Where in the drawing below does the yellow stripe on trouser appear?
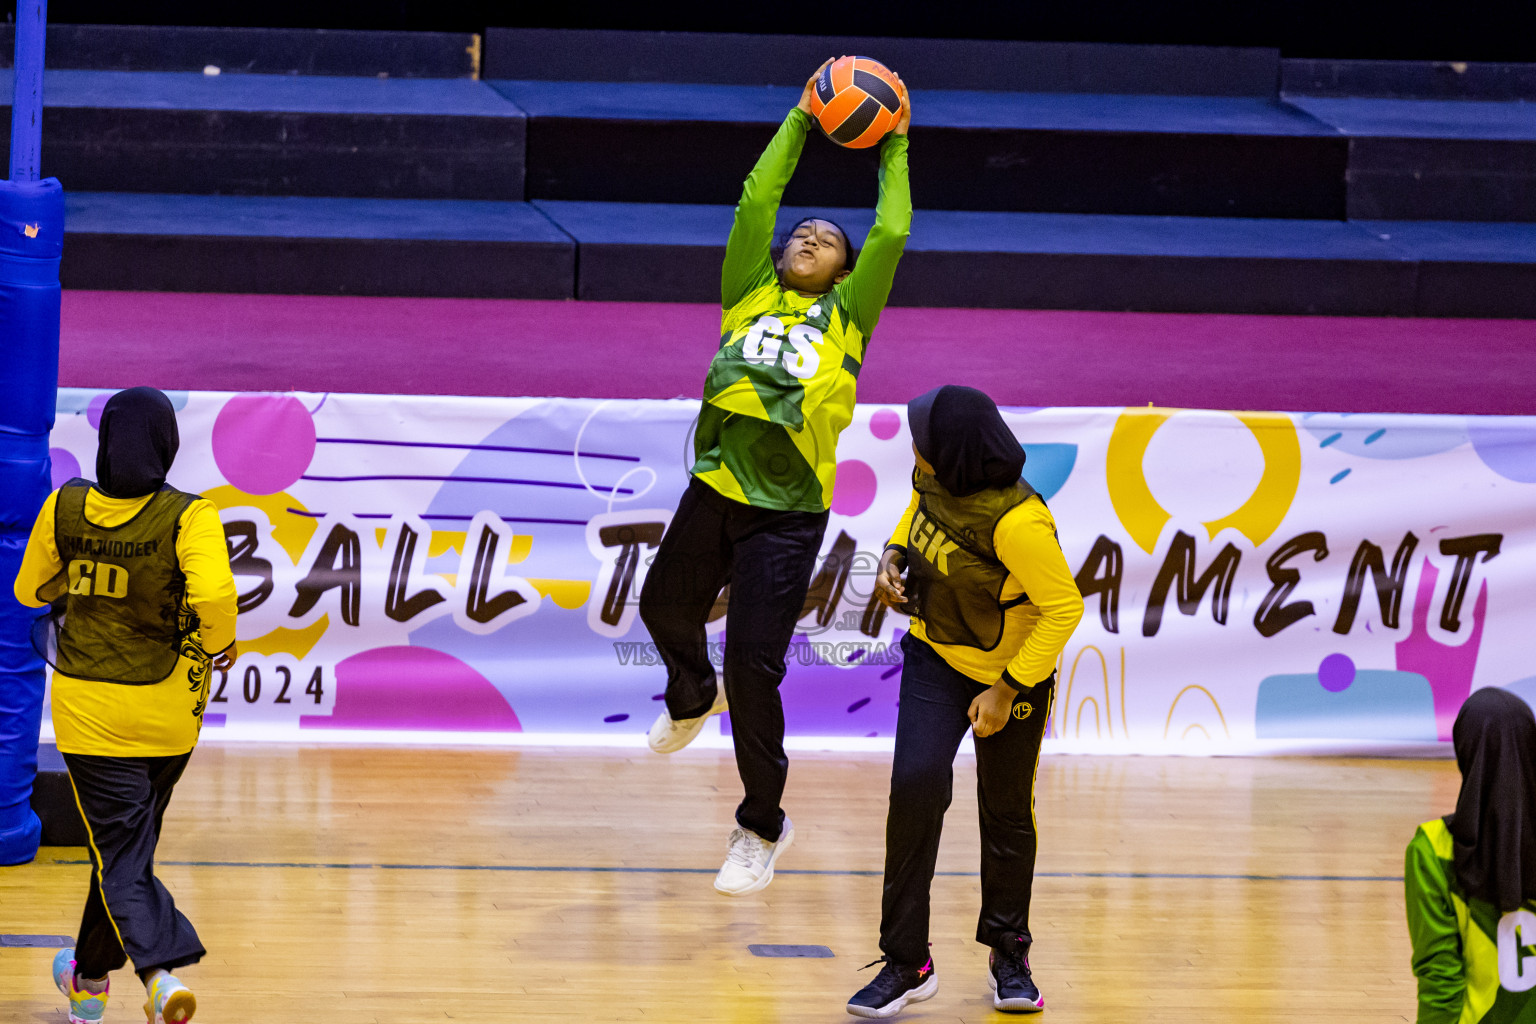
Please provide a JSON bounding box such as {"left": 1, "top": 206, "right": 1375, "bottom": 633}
{"left": 1028, "top": 686, "right": 1057, "bottom": 836}
{"left": 66, "top": 769, "right": 129, "bottom": 961}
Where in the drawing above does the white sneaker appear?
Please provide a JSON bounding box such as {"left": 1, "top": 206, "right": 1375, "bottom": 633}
{"left": 713, "top": 816, "right": 795, "bottom": 896}
{"left": 647, "top": 689, "right": 728, "bottom": 753}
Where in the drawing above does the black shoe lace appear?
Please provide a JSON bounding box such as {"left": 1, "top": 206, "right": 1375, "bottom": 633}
{"left": 856, "top": 956, "right": 923, "bottom": 1000}
{"left": 994, "top": 948, "right": 1031, "bottom": 988}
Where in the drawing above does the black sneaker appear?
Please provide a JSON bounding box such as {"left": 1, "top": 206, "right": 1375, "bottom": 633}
{"left": 988, "top": 933, "right": 1044, "bottom": 1012}
{"left": 846, "top": 956, "right": 938, "bottom": 1019}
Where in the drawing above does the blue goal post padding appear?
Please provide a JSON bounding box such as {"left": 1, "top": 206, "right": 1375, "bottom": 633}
{"left": 0, "top": 176, "right": 61, "bottom": 865}
{"left": 1, "top": 2, "right": 61, "bottom": 867}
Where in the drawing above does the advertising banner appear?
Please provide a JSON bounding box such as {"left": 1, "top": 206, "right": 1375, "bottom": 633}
{"left": 38, "top": 389, "right": 1536, "bottom": 753}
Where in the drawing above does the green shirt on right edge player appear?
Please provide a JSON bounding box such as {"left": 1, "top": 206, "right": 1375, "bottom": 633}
{"left": 1407, "top": 819, "right": 1536, "bottom": 1023}
{"left": 692, "top": 104, "right": 911, "bottom": 513}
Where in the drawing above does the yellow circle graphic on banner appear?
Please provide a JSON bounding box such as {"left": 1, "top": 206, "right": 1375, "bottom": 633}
{"left": 1105, "top": 408, "right": 1301, "bottom": 554}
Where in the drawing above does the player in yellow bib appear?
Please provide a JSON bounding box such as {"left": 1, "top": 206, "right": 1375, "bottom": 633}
{"left": 639, "top": 59, "right": 911, "bottom": 896}
{"left": 849, "top": 386, "right": 1083, "bottom": 1018}
{"left": 13, "top": 388, "right": 238, "bottom": 1024}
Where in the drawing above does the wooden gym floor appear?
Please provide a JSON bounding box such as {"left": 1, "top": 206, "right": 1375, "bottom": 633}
{"left": 0, "top": 744, "right": 1455, "bottom": 1023}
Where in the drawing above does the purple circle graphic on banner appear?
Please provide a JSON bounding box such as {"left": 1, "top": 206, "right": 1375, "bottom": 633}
{"left": 85, "top": 392, "right": 111, "bottom": 430}
{"left": 1318, "top": 653, "right": 1356, "bottom": 693}
{"left": 832, "top": 459, "right": 878, "bottom": 517}
{"left": 49, "top": 448, "right": 80, "bottom": 489}
{"left": 1468, "top": 421, "right": 1536, "bottom": 483}
{"left": 870, "top": 408, "right": 902, "bottom": 441}
{"left": 212, "top": 395, "right": 317, "bottom": 495}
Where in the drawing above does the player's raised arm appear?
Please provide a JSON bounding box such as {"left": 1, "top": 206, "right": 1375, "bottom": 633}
{"left": 720, "top": 59, "right": 834, "bottom": 308}
{"left": 837, "top": 74, "right": 912, "bottom": 334}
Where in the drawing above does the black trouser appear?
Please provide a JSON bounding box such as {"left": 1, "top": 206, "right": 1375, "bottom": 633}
{"left": 879, "top": 633, "right": 1054, "bottom": 966}
{"left": 638, "top": 478, "right": 829, "bottom": 843}
{"left": 62, "top": 752, "right": 205, "bottom": 979}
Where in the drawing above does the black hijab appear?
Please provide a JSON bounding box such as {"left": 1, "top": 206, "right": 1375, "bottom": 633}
{"left": 1449, "top": 687, "right": 1536, "bottom": 913}
{"left": 95, "top": 387, "right": 180, "bottom": 499}
{"left": 908, "top": 385, "right": 1026, "bottom": 498}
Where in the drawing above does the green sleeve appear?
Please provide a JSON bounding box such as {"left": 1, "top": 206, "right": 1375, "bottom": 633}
{"left": 1405, "top": 829, "right": 1465, "bottom": 1024}
{"left": 722, "top": 108, "right": 812, "bottom": 308}
{"left": 836, "top": 132, "right": 911, "bottom": 334}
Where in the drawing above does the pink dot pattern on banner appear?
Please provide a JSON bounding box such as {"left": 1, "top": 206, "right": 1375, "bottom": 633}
{"left": 302, "top": 646, "right": 521, "bottom": 732}
{"left": 870, "top": 408, "right": 902, "bottom": 440}
{"left": 49, "top": 448, "right": 81, "bottom": 489}
{"left": 86, "top": 392, "right": 111, "bottom": 430}
{"left": 211, "top": 395, "right": 317, "bottom": 495}
{"left": 831, "top": 459, "right": 878, "bottom": 517}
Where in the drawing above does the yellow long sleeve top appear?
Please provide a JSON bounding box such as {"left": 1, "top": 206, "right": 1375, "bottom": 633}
{"left": 13, "top": 487, "right": 237, "bottom": 756}
{"left": 888, "top": 488, "right": 1083, "bottom": 688}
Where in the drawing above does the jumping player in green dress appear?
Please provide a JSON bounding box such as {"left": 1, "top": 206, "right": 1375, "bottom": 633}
{"left": 639, "top": 58, "right": 912, "bottom": 896}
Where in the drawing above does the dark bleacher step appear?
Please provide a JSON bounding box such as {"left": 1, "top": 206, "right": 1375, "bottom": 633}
{"left": 55, "top": 193, "right": 1536, "bottom": 314}
{"left": 536, "top": 199, "right": 1536, "bottom": 317}
{"left": 62, "top": 193, "right": 574, "bottom": 298}
{"left": 0, "top": 71, "right": 525, "bottom": 199}
{"left": 496, "top": 81, "right": 1348, "bottom": 219}
{"left": 1287, "top": 96, "right": 1536, "bottom": 221}
{"left": 485, "top": 29, "right": 1281, "bottom": 97}
{"left": 0, "top": 24, "right": 479, "bottom": 77}
{"left": 32, "top": 743, "right": 87, "bottom": 848}
{"left": 1356, "top": 220, "right": 1536, "bottom": 317}
{"left": 1281, "top": 59, "right": 1536, "bottom": 101}
{"left": 537, "top": 200, "right": 1412, "bottom": 314}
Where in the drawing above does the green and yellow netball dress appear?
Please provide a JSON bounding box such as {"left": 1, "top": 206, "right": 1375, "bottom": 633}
{"left": 692, "top": 106, "right": 911, "bottom": 512}
{"left": 1408, "top": 817, "right": 1536, "bottom": 1023}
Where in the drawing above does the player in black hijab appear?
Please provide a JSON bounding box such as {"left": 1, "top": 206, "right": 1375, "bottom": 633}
{"left": 94, "top": 386, "right": 180, "bottom": 499}
{"left": 1406, "top": 686, "right": 1536, "bottom": 1021}
{"left": 907, "top": 385, "right": 1027, "bottom": 498}
{"left": 1449, "top": 687, "right": 1536, "bottom": 914}
{"left": 14, "top": 386, "right": 238, "bottom": 1024}
{"left": 849, "top": 385, "right": 1083, "bottom": 1018}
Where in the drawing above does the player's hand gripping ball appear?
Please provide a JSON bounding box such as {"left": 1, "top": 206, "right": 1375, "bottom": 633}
{"left": 810, "top": 56, "right": 905, "bottom": 148}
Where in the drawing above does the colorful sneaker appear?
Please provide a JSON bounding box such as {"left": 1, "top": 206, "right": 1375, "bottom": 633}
{"left": 712, "top": 816, "right": 794, "bottom": 896}
{"left": 144, "top": 971, "right": 197, "bottom": 1024}
{"left": 647, "top": 689, "right": 728, "bottom": 753}
{"left": 847, "top": 956, "right": 937, "bottom": 1018}
{"left": 987, "top": 933, "right": 1044, "bottom": 1012}
{"left": 51, "top": 948, "right": 109, "bottom": 1024}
